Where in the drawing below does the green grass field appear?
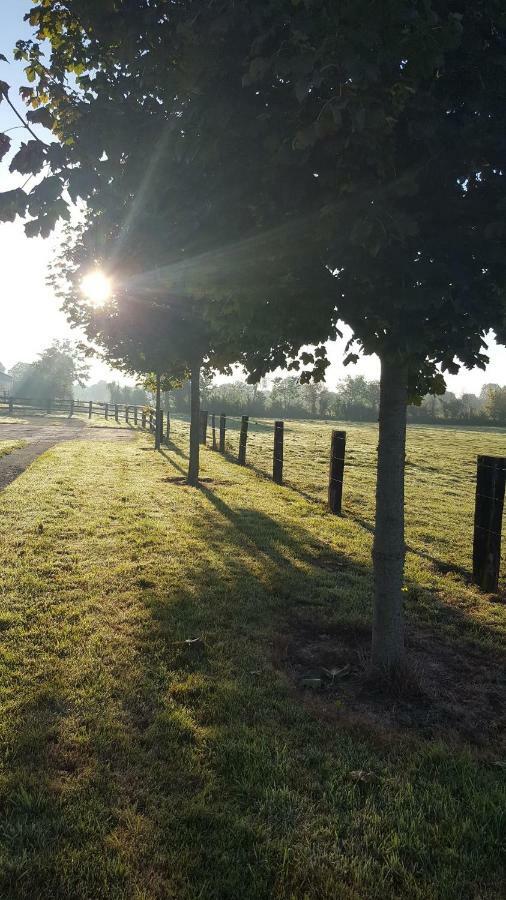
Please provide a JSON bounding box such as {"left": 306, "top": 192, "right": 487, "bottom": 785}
{"left": 0, "top": 422, "right": 504, "bottom": 898}
{"left": 0, "top": 439, "right": 25, "bottom": 458}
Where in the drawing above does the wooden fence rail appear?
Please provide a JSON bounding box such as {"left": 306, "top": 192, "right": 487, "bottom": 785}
{"left": 0, "top": 395, "right": 157, "bottom": 428}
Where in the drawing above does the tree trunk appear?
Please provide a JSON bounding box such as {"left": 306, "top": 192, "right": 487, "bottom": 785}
{"left": 188, "top": 358, "right": 201, "bottom": 486}
{"left": 154, "top": 372, "right": 161, "bottom": 450}
{"left": 371, "top": 357, "right": 408, "bottom": 673}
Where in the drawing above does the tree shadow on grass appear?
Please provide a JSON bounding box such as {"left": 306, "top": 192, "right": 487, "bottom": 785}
{"left": 2, "top": 480, "right": 505, "bottom": 899}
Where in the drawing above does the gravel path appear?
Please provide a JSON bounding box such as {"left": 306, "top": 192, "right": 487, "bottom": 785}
{"left": 0, "top": 421, "right": 135, "bottom": 492}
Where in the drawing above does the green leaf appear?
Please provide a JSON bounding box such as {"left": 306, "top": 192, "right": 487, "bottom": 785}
{"left": 9, "top": 140, "right": 45, "bottom": 175}
{"left": 0, "top": 189, "right": 27, "bottom": 223}
{"left": 27, "top": 175, "right": 63, "bottom": 215}
{"left": 26, "top": 106, "right": 54, "bottom": 130}
{"left": 0, "top": 133, "right": 11, "bottom": 162}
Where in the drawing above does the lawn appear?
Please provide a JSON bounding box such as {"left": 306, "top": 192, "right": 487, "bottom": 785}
{"left": 0, "top": 439, "right": 25, "bottom": 458}
{"left": 0, "top": 423, "right": 504, "bottom": 899}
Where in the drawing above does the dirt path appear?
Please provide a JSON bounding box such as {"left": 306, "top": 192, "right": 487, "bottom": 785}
{"left": 0, "top": 420, "right": 135, "bottom": 492}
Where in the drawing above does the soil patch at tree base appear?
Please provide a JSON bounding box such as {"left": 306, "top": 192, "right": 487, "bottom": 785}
{"left": 277, "top": 617, "right": 506, "bottom": 755}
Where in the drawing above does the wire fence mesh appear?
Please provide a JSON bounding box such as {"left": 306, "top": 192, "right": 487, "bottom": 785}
{"left": 166, "top": 412, "right": 506, "bottom": 588}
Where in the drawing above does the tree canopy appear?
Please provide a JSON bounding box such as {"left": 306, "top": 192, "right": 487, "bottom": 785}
{"left": 1, "top": 0, "right": 506, "bottom": 671}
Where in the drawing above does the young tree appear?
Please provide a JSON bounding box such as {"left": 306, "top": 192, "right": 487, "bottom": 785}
{"left": 234, "top": 1, "right": 506, "bottom": 670}
{"left": 485, "top": 387, "right": 506, "bottom": 424}
{"left": 3, "top": 1, "right": 506, "bottom": 674}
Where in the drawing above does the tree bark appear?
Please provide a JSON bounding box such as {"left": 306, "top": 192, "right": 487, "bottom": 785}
{"left": 188, "top": 358, "right": 201, "bottom": 485}
{"left": 154, "top": 372, "right": 161, "bottom": 450}
{"left": 371, "top": 357, "right": 408, "bottom": 673}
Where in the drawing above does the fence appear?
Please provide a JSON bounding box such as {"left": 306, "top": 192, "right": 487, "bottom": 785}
{"left": 193, "top": 409, "right": 506, "bottom": 595}
{"left": 0, "top": 394, "right": 161, "bottom": 430}
{"left": 1, "top": 395, "right": 504, "bottom": 593}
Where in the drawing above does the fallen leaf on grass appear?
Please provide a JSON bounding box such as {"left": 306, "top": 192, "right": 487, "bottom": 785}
{"left": 349, "top": 770, "right": 378, "bottom": 784}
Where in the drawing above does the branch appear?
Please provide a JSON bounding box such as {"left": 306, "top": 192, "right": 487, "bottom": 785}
{"left": 4, "top": 90, "right": 48, "bottom": 146}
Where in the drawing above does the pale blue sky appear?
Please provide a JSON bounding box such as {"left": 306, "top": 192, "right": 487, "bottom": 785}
{"left": 1, "top": 0, "right": 505, "bottom": 392}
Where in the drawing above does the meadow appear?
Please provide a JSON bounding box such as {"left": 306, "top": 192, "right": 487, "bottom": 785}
{"left": 0, "top": 419, "right": 504, "bottom": 898}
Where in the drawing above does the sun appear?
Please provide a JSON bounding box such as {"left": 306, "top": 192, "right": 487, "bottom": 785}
{"left": 81, "top": 271, "right": 112, "bottom": 307}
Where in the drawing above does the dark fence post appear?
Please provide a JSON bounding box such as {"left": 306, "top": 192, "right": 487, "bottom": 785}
{"left": 88, "top": 400, "right": 93, "bottom": 419}
{"left": 211, "top": 413, "right": 217, "bottom": 450}
{"left": 115, "top": 404, "right": 119, "bottom": 422}
{"left": 46, "top": 398, "right": 52, "bottom": 414}
{"left": 125, "top": 406, "right": 129, "bottom": 424}
{"left": 166, "top": 411, "right": 170, "bottom": 445}
{"left": 273, "top": 421, "right": 284, "bottom": 484}
{"left": 328, "top": 430, "right": 346, "bottom": 515}
{"left": 105, "top": 403, "right": 109, "bottom": 420}
{"left": 142, "top": 410, "right": 146, "bottom": 429}
{"left": 69, "top": 398, "right": 74, "bottom": 418}
{"left": 134, "top": 406, "right": 138, "bottom": 425}
{"left": 156, "top": 408, "right": 163, "bottom": 448}
{"left": 149, "top": 410, "right": 154, "bottom": 431}
{"left": 238, "top": 415, "right": 249, "bottom": 465}
{"left": 473, "top": 455, "right": 506, "bottom": 592}
{"left": 219, "top": 413, "right": 226, "bottom": 453}
{"left": 8, "top": 398, "right": 13, "bottom": 415}
{"left": 200, "top": 410, "right": 208, "bottom": 445}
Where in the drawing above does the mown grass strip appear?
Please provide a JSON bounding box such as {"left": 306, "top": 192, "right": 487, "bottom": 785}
{"left": 0, "top": 430, "right": 504, "bottom": 899}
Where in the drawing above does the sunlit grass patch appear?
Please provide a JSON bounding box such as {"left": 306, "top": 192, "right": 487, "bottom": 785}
{"left": 0, "top": 439, "right": 25, "bottom": 458}
{"left": 0, "top": 427, "right": 504, "bottom": 898}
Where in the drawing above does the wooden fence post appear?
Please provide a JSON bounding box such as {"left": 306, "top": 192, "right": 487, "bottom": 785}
{"left": 219, "top": 413, "right": 226, "bottom": 453}
{"left": 156, "top": 408, "right": 163, "bottom": 448}
{"left": 473, "top": 455, "right": 506, "bottom": 592}
{"left": 8, "top": 398, "right": 13, "bottom": 415}
{"left": 115, "top": 404, "right": 119, "bottom": 422}
{"left": 88, "top": 400, "right": 93, "bottom": 419}
{"left": 125, "top": 406, "right": 129, "bottom": 424}
{"left": 328, "top": 430, "right": 346, "bottom": 514}
{"left": 142, "top": 410, "right": 146, "bottom": 429}
{"left": 149, "top": 410, "right": 154, "bottom": 431}
{"left": 46, "top": 398, "right": 52, "bottom": 414}
{"left": 200, "top": 410, "right": 208, "bottom": 445}
{"left": 238, "top": 415, "right": 249, "bottom": 465}
{"left": 166, "top": 411, "right": 170, "bottom": 445}
{"left": 211, "top": 413, "right": 216, "bottom": 450}
{"left": 273, "top": 421, "right": 284, "bottom": 484}
{"left": 105, "top": 403, "right": 109, "bottom": 420}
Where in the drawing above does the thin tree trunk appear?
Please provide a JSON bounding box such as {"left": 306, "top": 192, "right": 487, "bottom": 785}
{"left": 371, "top": 357, "right": 408, "bottom": 673}
{"left": 188, "top": 358, "right": 201, "bottom": 486}
{"left": 154, "top": 372, "right": 161, "bottom": 450}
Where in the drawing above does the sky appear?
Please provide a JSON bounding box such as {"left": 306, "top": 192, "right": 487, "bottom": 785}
{"left": 1, "top": 1, "right": 505, "bottom": 394}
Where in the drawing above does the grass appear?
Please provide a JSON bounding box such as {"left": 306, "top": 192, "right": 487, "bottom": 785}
{"left": 0, "top": 440, "right": 25, "bottom": 458}
{"left": 0, "top": 410, "right": 133, "bottom": 429}
{"left": 0, "top": 422, "right": 504, "bottom": 898}
{"left": 0, "top": 417, "right": 30, "bottom": 425}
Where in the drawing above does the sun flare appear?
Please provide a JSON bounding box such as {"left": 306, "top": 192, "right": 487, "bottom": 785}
{"left": 81, "top": 271, "right": 112, "bottom": 307}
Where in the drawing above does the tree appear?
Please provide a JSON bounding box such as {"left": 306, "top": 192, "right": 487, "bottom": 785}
{"left": 485, "top": 386, "right": 506, "bottom": 424}
{"left": 15, "top": 341, "right": 89, "bottom": 400}
{"left": 107, "top": 382, "right": 147, "bottom": 407}
{"left": 3, "top": 2, "right": 506, "bottom": 673}
{"left": 6, "top": 1, "right": 335, "bottom": 483}
{"left": 232, "top": 1, "right": 506, "bottom": 671}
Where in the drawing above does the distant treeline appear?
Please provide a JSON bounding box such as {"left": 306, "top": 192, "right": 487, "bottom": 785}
{"left": 168, "top": 375, "right": 506, "bottom": 427}
{"left": 5, "top": 343, "right": 505, "bottom": 427}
